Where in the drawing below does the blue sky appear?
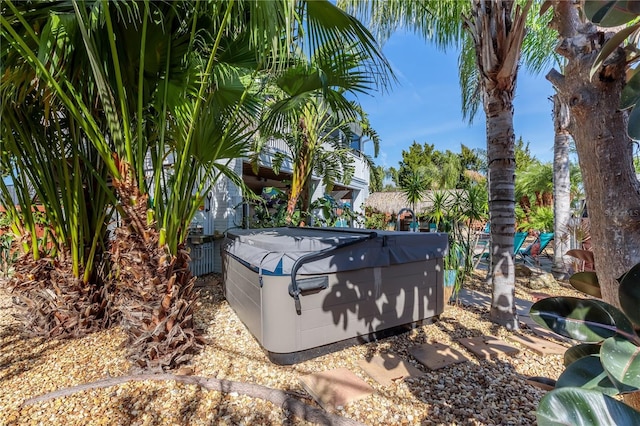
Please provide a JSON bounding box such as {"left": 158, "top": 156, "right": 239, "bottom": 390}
{"left": 356, "top": 31, "right": 557, "bottom": 169}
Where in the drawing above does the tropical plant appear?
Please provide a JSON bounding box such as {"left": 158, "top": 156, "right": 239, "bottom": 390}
{"left": 255, "top": 41, "right": 388, "bottom": 225}
{"left": 518, "top": 205, "right": 554, "bottom": 233}
{"left": 426, "top": 186, "right": 488, "bottom": 296}
{"left": 309, "top": 196, "right": 362, "bottom": 227}
{"left": 462, "top": 0, "right": 532, "bottom": 328}
{"left": 1, "top": 0, "right": 392, "bottom": 369}
{"left": 249, "top": 187, "right": 290, "bottom": 228}
{"left": 425, "top": 190, "right": 451, "bottom": 230}
{"left": 0, "top": 234, "right": 18, "bottom": 278}
{"left": 531, "top": 262, "right": 640, "bottom": 423}
{"left": 583, "top": 0, "right": 640, "bottom": 140}
{"left": 517, "top": 161, "right": 554, "bottom": 208}
{"left": 455, "top": 184, "right": 489, "bottom": 275}
{"left": 1, "top": 0, "right": 268, "bottom": 366}
{"left": 369, "top": 164, "right": 387, "bottom": 193}
{"left": 363, "top": 209, "right": 388, "bottom": 230}
{"left": 400, "top": 167, "right": 430, "bottom": 214}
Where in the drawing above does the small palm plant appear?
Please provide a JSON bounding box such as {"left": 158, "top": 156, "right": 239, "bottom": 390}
{"left": 530, "top": 262, "right": 640, "bottom": 423}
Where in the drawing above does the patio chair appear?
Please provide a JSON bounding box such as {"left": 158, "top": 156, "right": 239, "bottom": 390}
{"left": 518, "top": 232, "right": 554, "bottom": 266}
{"left": 473, "top": 231, "right": 528, "bottom": 267}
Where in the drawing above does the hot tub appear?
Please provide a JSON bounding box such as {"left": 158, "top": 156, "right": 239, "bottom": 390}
{"left": 222, "top": 227, "right": 447, "bottom": 364}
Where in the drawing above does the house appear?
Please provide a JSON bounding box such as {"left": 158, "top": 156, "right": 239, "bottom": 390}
{"left": 188, "top": 133, "right": 373, "bottom": 275}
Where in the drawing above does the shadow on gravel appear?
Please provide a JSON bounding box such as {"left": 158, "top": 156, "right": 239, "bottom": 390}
{"left": 409, "top": 311, "right": 541, "bottom": 424}
{"left": 353, "top": 303, "right": 543, "bottom": 425}
{"left": 0, "top": 328, "right": 63, "bottom": 382}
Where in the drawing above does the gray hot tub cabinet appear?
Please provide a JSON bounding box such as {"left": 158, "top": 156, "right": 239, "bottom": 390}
{"left": 222, "top": 227, "right": 447, "bottom": 364}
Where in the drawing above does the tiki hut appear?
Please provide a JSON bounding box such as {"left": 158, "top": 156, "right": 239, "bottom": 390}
{"left": 363, "top": 190, "right": 484, "bottom": 232}
{"left": 363, "top": 190, "right": 460, "bottom": 216}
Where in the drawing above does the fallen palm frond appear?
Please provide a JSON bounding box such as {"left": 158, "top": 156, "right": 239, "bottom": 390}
{"left": 21, "top": 373, "right": 367, "bottom": 426}
{"left": 8, "top": 255, "right": 117, "bottom": 338}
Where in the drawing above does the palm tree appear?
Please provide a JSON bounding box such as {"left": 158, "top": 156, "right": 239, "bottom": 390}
{"left": 340, "top": 0, "right": 548, "bottom": 328}
{"left": 400, "top": 167, "right": 430, "bottom": 215}
{"left": 2, "top": 0, "right": 266, "bottom": 367}
{"left": 516, "top": 161, "right": 554, "bottom": 211}
{"left": 465, "top": 1, "right": 536, "bottom": 328}
{"left": 551, "top": 94, "right": 572, "bottom": 277}
{"left": 255, "top": 39, "right": 389, "bottom": 225}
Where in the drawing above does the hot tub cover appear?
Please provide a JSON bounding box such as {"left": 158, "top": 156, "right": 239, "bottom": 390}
{"left": 224, "top": 227, "right": 448, "bottom": 275}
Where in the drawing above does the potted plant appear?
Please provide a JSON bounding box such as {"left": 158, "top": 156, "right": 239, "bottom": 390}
{"left": 444, "top": 237, "right": 463, "bottom": 303}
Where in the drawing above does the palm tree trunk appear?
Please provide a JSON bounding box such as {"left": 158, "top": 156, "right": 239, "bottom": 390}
{"left": 464, "top": 0, "right": 530, "bottom": 330}
{"left": 485, "top": 90, "right": 518, "bottom": 330}
{"left": 551, "top": 94, "right": 571, "bottom": 277}
{"left": 286, "top": 162, "right": 308, "bottom": 225}
{"left": 110, "top": 161, "right": 202, "bottom": 371}
{"left": 286, "top": 130, "right": 312, "bottom": 225}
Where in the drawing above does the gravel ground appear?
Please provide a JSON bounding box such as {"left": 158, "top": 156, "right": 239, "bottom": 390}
{"left": 0, "top": 272, "right": 584, "bottom": 426}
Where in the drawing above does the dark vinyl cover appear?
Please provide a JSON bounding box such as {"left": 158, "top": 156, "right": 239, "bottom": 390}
{"left": 223, "top": 227, "right": 448, "bottom": 275}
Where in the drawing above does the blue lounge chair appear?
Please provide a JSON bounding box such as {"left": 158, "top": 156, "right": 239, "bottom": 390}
{"left": 514, "top": 232, "right": 528, "bottom": 255}
{"left": 473, "top": 231, "right": 528, "bottom": 267}
{"left": 518, "top": 232, "right": 554, "bottom": 265}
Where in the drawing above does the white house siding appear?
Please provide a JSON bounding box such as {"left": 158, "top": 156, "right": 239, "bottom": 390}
{"left": 208, "top": 158, "right": 243, "bottom": 274}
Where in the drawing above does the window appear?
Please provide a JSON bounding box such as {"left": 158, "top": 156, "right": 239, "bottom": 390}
{"left": 350, "top": 133, "right": 361, "bottom": 151}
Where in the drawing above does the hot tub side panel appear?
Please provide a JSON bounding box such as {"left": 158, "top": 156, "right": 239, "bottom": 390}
{"left": 259, "top": 258, "right": 443, "bottom": 355}
{"left": 223, "top": 254, "right": 263, "bottom": 344}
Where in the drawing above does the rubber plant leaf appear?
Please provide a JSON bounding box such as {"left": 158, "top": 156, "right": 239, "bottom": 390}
{"left": 556, "top": 355, "right": 618, "bottom": 395}
{"left": 621, "top": 66, "right": 640, "bottom": 110}
{"left": 569, "top": 271, "right": 602, "bottom": 298}
{"left": 626, "top": 98, "right": 640, "bottom": 140}
{"left": 618, "top": 262, "right": 640, "bottom": 327}
{"left": 584, "top": 0, "right": 638, "bottom": 27}
{"left": 536, "top": 387, "right": 640, "bottom": 425}
{"left": 564, "top": 343, "right": 602, "bottom": 367}
{"left": 589, "top": 22, "right": 640, "bottom": 80}
{"left": 601, "top": 336, "right": 640, "bottom": 393}
{"left": 529, "top": 297, "right": 635, "bottom": 342}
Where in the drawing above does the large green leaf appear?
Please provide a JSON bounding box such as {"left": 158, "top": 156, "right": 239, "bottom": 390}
{"left": 589, "top": 22, "right": 640, "bottom": 80}
{"left": 621, "top": 66, "right": 640, "bottom": 110}
{"left": 627, "top": 100, "right": 640, "bottom": 140}
{"left": 584, "top": 1, "right": 638, "bottom": 27}
{"left": 537, "top": 387, "right": 640, "bottom": 425}
{"left": 618, "top": 262, "right": 640, "bottom": 326}
{"left": 564, "top": 343, "right": 602, "bottom": 367}
{"left": 601, "top": 336, "right": 640, "bottom": 392}
{"left": 556, "top": 355, "right": 618, "bottom": 395}
{"left": 569, "top": 272, "right": 602, "bottom": 298}
{"left": 529, "top": 297, "right": 635, "bottom": 342}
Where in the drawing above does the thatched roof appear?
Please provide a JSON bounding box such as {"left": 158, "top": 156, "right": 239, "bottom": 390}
{"left": 364, "top": 190, "right": 460, "bottom": 215}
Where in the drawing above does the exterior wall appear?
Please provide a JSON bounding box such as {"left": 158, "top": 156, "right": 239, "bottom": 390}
{"left": 179, "top": 158, "right": 244, "bottom": 276}
{"left": 209, "top": 159, "right": 243, "bottom": 274}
